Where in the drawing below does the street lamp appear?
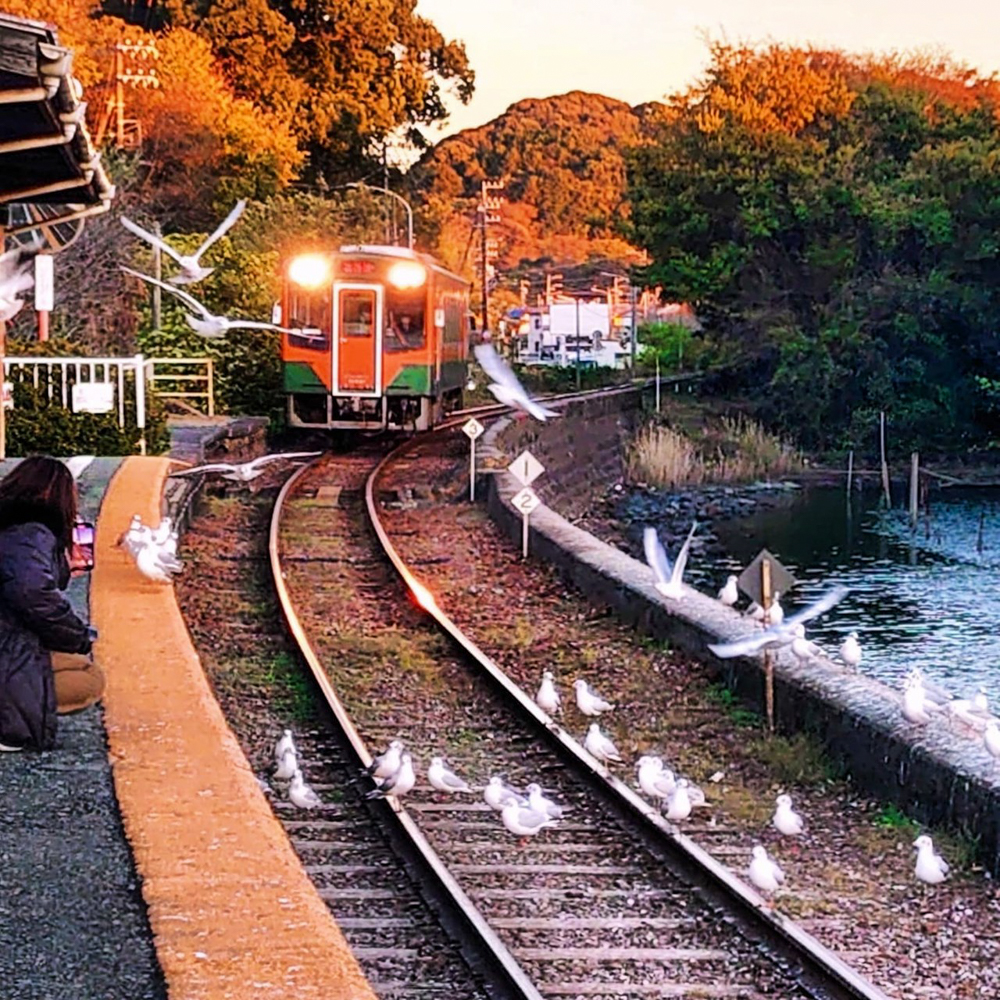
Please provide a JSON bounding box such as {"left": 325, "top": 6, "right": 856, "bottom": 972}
{"left": 343, "top": 181, "right": 413, "bottom": 250}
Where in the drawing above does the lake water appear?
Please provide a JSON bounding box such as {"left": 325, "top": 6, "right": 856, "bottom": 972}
{"left": 688, "top": 485, "right": 1000, "bottom": 704}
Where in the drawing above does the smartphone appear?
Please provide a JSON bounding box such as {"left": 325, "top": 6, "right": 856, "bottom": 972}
{"left": 72, "top": 521, "right": 96, "bottom": 572}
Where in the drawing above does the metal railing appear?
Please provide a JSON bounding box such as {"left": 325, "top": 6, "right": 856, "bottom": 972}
{"left": 144, "top": 357, "right": 215, "bottom": 417}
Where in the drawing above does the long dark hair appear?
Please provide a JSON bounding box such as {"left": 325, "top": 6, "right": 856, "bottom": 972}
{"left": 0, "top": 455, "right": 78, "bottom": 548}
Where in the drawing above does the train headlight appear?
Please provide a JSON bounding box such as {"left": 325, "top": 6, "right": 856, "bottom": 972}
{"left": 288, "top": 253, "right": 331, "bottom": 289}
{"left": 387, "top": 261, "right": 426, "bottom": 289}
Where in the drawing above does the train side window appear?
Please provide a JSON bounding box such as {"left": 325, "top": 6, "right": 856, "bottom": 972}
{"left": 288, "top": 288, "right": 330, "bottom": 350}
{"left": 385, "top": 308, "right": 426, "bottom": 352}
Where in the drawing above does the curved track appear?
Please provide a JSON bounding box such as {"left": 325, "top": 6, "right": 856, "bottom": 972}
{"left": 268, "top": 403, "right": 891, "bottom": 1000}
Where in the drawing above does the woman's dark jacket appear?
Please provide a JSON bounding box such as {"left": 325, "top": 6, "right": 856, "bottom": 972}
{"left": 0, "top": 502, "right": 92, "bottom": 749}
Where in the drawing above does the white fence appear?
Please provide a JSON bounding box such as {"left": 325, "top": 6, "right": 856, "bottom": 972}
{"left": 2, "top": 354, "right": 215, "bottom": 455}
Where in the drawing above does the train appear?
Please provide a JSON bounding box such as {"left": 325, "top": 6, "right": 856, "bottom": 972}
{"left": 279, "top": 245, "right": 471, "bottom": 431}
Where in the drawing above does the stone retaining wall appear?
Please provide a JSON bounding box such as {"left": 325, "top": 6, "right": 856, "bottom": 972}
{"left": 482, "top": 398, "right": 1000, "bottom": 875}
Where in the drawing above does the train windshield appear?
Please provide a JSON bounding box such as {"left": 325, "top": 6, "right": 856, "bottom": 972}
{"left": 384, "top": 288, "right": 425, "bottom": 352}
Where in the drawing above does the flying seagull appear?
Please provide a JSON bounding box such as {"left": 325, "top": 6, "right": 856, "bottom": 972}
{"left": 707, "top": 586, "right": 849, "bottom": 659}
{"left": 473, "top": 343, "right": 559, "bottom": 421}
{"left": 121, "top": 266, "right": 301, "bottom": 339}
{"left": 167, "top": 452, "right": 321, "bottom": 484}
{"left": 643, "top": 522, "right": 697, "bottom": 600}
{"left": 0, "top": 253, "right": 34, "bottom": 323}
{"left": 120, "top": 200, "right": 247, "bottom": 285}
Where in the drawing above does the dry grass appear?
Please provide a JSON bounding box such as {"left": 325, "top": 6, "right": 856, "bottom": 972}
{"left": 626, "top": 415, "right": 803, "bottom": 487}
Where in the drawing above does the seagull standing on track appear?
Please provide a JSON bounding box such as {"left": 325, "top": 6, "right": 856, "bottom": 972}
{"left": 772, "top": 794, "right": 805, "bottom": 836}
{"left": 167, "top": 452, "right": 321, "bottom": 485}
{"left": 427, "top": 756, "right": 472, "bottom": 794}
{"left": 584, "top": 722, "right": 623, "bottom": 765}
{"left": 500, "top": 798, "right": 558, "bottom": 840}
{"left": 365, "top": 739, "right": 404, "bottom": 783}
{"left": 707, "top": 586, "right": 849, "bottom": 659}
{"left": 289, "top": 769, "right": 322, "bottom": 809}
{"left": 643, "top": 522, "right": 697, "bottom": 601}
{"left": 274, "top": 728, "right": 296, "bottom": 763}
{"left": 913, "top": 835, "right": 949, "bottom": 885}
{"left": 473, "top": 343, "right": 559, "bottom": 422}
{"left": 574, "top": 679, "right": 614, "bottom": 716}
{"left": 366, "top": 753, "right": 416, "bottom": 800}
{"left": 121, "top": 266, "right": 305, "bottom": 339}
{"left": 748, "top": 845, "right": 785, "bottom": 896}
{"left": 535, "top": 670, "right": 561, "bottom": 716}
{"left": 636, "top": 756, "right": 676, "bottom": 802}
{"left": 526, "top": 782, "right": 568, "bottom": 821}
{"left": 718, "top": 575, "right": 739, "bottom": 607}
{"left": 484, "top": 776, "right": 526, "bottom": 811}
{"left": 274, "top": 746, "right": 298, "bottom": 780}
{"left": 120, "top": 200, "right": 247, "bottom": 285}
{"left": 665, "top": 779, "right": 694, "bottom": 822}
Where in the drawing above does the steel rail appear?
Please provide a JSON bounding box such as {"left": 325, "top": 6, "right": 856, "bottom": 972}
{"left": 269, "top": 459, "right": 544, "bottom": 1000}
{"left": 364, "top": 423, "right": 893, "bottom": 1000}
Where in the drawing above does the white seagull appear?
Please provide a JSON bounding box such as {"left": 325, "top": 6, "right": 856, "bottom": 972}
{"left": 0, "top": 250, "right": 34, "bottom": 323}
{"left": 484, "top": 776, "right": 527, "bottom": 811}
{"left": 718, "top": 575, "right": 739, "bottom": 607}
{"left": 574, "top": 679, "right": 615, "bottom": 716}
{"left": 913, "top": 834, "right": 949, "bottom": 885}
{"left": 984, "top": 721, "right": 1000, "bottom": 765}
{"left": 584, "top": 722, "right": 623, "bottom": 765}
{"left": 526, "top": 782, "right": 568, "bottom": 820}
{"left": 535, "top": 670, "right": 561, "bottom": 715}
{"left": 840, "top": 632, "right": 862, "bottom": 670}
{"left": 167, "top": 452, "right": 321, "bottom": 484}
{"left": 768, "top": 593, "right": 785, "bottom": 626}
{"left": 121, "top": 266, "right": 302, "bottom": 339}
{"left": 500, "top": 799, "right": 558, "bottom": 839}
{"left": 791, "top": 627, "right": 823, "bottom": 664}
{"left": 134, "top": 537, "right": 183, "bottom": 583}
{"left": 708, "top": 586, "right": 849, "bottom": 659}
{"left": 120, "top": 200, "right": 247, "bottom": 285}
{"left": 643, "top": 522, "right": 697, "bottom": 601}
{"left": 64, "top": 455, "right": 96, "bottom": 480}
{"left": 748, "top": 844, "right": 785, "bottom": 895}
{"left": 274, "top": 746, "right": 298, "bottom": 780}
{"left": 366, "top": 753, "right": 416, "bottom": 800}
{"left": 665, "top": 778, "right": 693, "bottom": 822}
{"left": 365, "top": 739, "right": 404, "bottom": 782}
{"left": 772, "top": 794, "right": 805, "bottom": 836}
{"left": 636, "top": 755, "right": 676, "bottom": 802}
{"left": 427, "top": 756, "right": 471, "bottom": 794}
{"left": 902, "top": 671, "right": 943, "bottom": 725}
{"left": 274, "top": 728, "right": 296, "bottom": 762}
{"left": 288, "top": 769, "right": 322, "bottom": 809}
{"left": 473, "top": 343, "right": 559, "bottom": 421}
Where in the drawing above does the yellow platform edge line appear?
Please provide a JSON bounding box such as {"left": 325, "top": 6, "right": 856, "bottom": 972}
{"left": 91, "top": 457, "right": 377, "bottom": 1000}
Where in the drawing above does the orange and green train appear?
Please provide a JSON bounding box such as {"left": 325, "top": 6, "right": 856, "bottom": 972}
{"left": 280, "top": 245, "right": 470, "bottom": 431}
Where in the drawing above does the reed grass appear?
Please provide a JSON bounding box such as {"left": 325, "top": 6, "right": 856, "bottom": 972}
{"left": 627, "top": 415, "right": 803, "bottom": 487}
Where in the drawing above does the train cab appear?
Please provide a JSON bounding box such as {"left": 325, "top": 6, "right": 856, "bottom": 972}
{"left": 280, "top": 245, "right": 470, "bottom": 432}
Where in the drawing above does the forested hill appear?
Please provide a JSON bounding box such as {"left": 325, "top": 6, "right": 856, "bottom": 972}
{"left": 410, "top": 91, "right": 662, "bottom": 270}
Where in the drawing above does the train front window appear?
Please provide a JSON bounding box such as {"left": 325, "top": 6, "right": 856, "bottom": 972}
{"left": 385, "top": 290, "right": 425, "bottom": 352}
{"left": 287, "top": 287, "right": 330, "bottom": 350}
{"left": 340, "top": 291, "right": 375, "bottom": 337}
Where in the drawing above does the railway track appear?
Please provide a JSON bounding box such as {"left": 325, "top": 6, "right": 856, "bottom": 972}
{"left": 269, "top": 423, "right": 891, "bottom": 1000}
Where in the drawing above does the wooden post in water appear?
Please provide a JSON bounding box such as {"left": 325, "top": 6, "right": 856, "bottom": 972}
{"left": 909, "top": 452, "right": 919, "bottom": 528}
{"left": 846, "top": 450, "right": 854, "bottom": 496}
{"left": 761, "top": 557, "right": 774, "bottom": 735}
{"left": 879, "top": 411, "right": 891, "bottom": 508}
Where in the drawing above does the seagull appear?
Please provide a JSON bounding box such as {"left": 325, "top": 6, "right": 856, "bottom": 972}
{"left": 708, "top": 586, "right": 849, "bottom": 659}
{"left": 167, "top": 452, "right": 321, "bottom": 484}
{"left": 748, "top": 844, "right": 785, "bottom": 895}
{"left": 984, "top": 721, "right": 1000, "bottom": 765}
{"left": 536, "top": 670, "right": 561, "bottom": 715}
{"left": 773, "top": 794, "right": 805, "bottom": 836}
{"left": 118, "top": 514, "right": 149, "bottom": 557}
{"left": 427, "top": 756, "right": 471, "bottom": 794}
{"left": 484, "top": 776, "right": 527, "bottom": 811}
{"left": 274, "top": 728, "right": 296, "bottom": 762}
{"left": 120, "top": 200, "right": 247, "bottom": 285}
{"left": 665, "top": 778, "right": 693, "bottom": 821}
{"left": 500, "top": 798, "right": 558, "bottom": 839}
{"left": 718, "top": 575, "right": 739, "bottom": 607}
{"left": 473, "top": 343, "right": 559, "bottom": 421}
{"left": 902, "top": 671, "right": 943, "bottom": 725}
{"left": 134, "top": 537, "right": 183, "bottom": 583}
{"left": 913, "top": 834, "right": 949, "bottom": 885}
{"left": 365, "top": 739, "right": 404, "bottom": 782}
{"left": 643, "top": 522, "right": 697, "bottom": 601}
{"left": 636, "top": 755, "right": 676, "bottom": 801}
{"left": 64, "top": 455, "right": 95, "bottom": 480}
{"left": 840, "top": 632, "right": 862, "bottom": 670}
{"left": 274, "top": 746, "right": 298, "bottom": 780}
{"left": 0, "top": 249, "right": 34, "bottom": 322}
{"left": 289, "top": 769, "right": 322, "bottom": 809}
{"left": 791, "top": 628, "right": 823, "bottom": 664}
{"left": 526, "top": 782, "right": 568, "bottom": 820}
{"left": 584, "top": 722, "right": 622, "bottom": 765}
{"left": 574, "top": 679, "right": 615, "bottom": 716}
{"left": 366, "top": 753, "right": 416, "bottom": 800}
{"left": 769, "top": 593, "right": 784, "bottom": 626}
{"left": 121, "top": 266, "right": 303, "bottom": 339}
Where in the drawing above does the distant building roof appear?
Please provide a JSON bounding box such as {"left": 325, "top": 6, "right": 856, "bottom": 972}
{"left": 0, "top": 12, "right": 114, "bottom": 249}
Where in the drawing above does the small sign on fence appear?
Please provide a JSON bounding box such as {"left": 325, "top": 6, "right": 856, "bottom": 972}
{"left": 72, "top": 382, "right": 115, "bottom": 414}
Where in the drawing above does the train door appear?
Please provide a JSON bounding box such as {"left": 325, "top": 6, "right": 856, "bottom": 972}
{"left": 333, "top": 284, "right": 382, "bottom": 395}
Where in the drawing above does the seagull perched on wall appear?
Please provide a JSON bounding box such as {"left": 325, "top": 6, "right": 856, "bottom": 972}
{"left": 121, "top": 267, "right": 302, "bottom": 339}
{"left": 643, "top": 522, "right": 697, "bottom": 601}
{"left": 473, "top": 343, "right": 559, "bottom": 421}
{"left": 167, "top": 452, "right": 321, "bottom": 485}
{"left": 707, "top": 586, "right": 849, "bottom": 659}
{"left": 120, "top": 200, "right": 247, "bottom": 285}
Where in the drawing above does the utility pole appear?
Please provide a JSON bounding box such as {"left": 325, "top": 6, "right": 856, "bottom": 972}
{"left": 478, "top": 180, "right": 504, "bottom": 337}
{"left": 629, "top": 284, "right": 638, "bottom": 369}
{"left": 94, "top": 36, "right": 159, "bottom": 149}
{"left": 152, "top": 221, "right": 162, "bottom": 330}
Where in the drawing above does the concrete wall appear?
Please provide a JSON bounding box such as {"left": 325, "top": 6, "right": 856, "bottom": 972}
{"left": 482, "top": 396, "right": 1000, "bottom": 874}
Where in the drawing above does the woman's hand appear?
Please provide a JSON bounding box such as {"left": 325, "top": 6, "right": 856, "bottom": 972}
{"left": 68, "top": 542, "right": 92, "bottom": 575}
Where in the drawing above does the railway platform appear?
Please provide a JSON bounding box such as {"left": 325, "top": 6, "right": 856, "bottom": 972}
{"left": 0, "top": 449, "right": 375, "bottom": 1000}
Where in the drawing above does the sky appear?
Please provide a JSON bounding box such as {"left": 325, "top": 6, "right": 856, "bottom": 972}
{"left": 416, "top": 0, "right": 1000, "bottom": 139}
